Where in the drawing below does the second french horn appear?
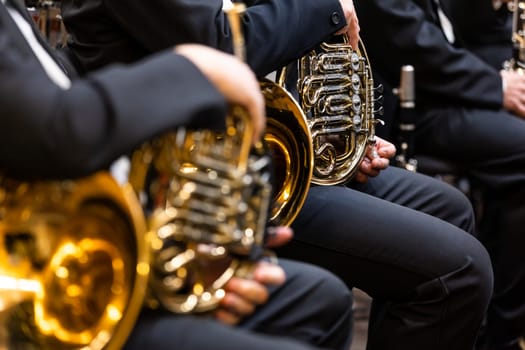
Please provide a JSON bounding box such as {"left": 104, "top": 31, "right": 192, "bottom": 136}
{"left": 281, "top": 35, "right": 383, "bottom": 185}
{"left": 126, "top": 2, "right": 313, "bottom": 314}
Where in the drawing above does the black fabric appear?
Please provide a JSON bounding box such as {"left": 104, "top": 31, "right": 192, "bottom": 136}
{"left": 59, "top": 0, "right": 495, "bottom": 348}
{"left": 277, "top": 166, "right": 492, "bottom": 350}
{"left": 355, "top": 0, "right": 503, "bottom": 112}
{"left": 356, "top": 0, "right": 525, "bottom": 347}
{"left": 124, "top": 259, "right": 352, "bottom": 350}
{"left": 0, "top": 4, "right": 355, "bottom": 350}
{"left": 441, "top": 0, "right": 512, "bottom": 69}
{"left": 59, "top": 0, "right": 346, "bottom": 77}
{"left": 0, "top": 3, "right": 227, "bottom": 179}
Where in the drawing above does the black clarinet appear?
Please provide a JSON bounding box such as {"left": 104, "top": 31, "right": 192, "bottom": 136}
{"left": 393, "top": 65, "right": 418, "bottom": 172}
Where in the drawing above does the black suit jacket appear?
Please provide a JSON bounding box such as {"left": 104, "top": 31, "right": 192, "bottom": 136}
{"left": 60, "top": 0, "right": 346, "bottom": 77}
{"left": 355, "top": 0, "right": 503, "bottom": 112}
{"left": 0, "top": 0, "right": 227, "bottom": 179}
{"left": 441, "top": 0, "right": 512, "bottom": 69}
{"left": 441, "top": 0, "right": 511, "bottom": 47}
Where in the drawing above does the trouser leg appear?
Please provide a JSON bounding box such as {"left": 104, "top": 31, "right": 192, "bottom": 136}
{"left": 240, "top": 259, "right": 353, "bottom": 350}
{"left": 124, "top": 313, "right": 324, "bottom": 350}
{"left": 278, "top": 185, "right": 493, "bottom": 350}
{"left": 350, "top": 166, "right": 476, "bottom": 234}
{"left": 480, "top": 189, "right": 525, "bottom": 349}
{"left": 124, "top": 258, "right": 352, "bottom": 350}
{"left": 417, "top": 108, "right": 525, "bottom": 348}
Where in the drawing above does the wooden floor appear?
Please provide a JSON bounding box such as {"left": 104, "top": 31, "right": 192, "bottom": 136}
{"left": 350, "top": 289, "right": 371, "bottom": 350}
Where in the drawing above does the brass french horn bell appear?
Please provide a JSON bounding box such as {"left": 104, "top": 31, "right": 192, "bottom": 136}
{"left": 0, "top": 172, "right": 149, "bottom": 350}
{"left": 126, "top": 2, "right": 313, "bottom": 314}
{"left": 261, "top": 79, "right": 313, "bottom": 226}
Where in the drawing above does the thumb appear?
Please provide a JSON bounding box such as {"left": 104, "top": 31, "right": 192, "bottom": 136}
{"left": 265, "top": 226, "right": 293, "bottom": 248}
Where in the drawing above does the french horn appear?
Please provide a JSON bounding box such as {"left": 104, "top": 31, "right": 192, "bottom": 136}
{"left": 126, "top": 84, "right": 313, "bottom": 314}
{"left": 126, "top": 2, "right": 313, "bottom": 314}
{"left": 0, "top": 3, "right": 314, "bottom": 348}
{"left": 0, "top": 106, "right": 311, "bottom": 347}
{"left": 0, "top": 172, "right": 149, "bottom": 350}
{"left": 128, "top": 109, "right": 273, "bottom": 313}
{"left": 280, "top": 35, "right": 383, "bottom": 185}
{"left": 0, "top": 84, "right": 312, "bottom": 346}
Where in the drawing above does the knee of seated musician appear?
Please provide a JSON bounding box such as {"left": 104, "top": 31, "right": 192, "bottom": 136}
{"left": 274, "top": 260, "right": 353, "bottom": 334}
{"left": 257, "top": 259, "right": 353, "bottom": 350}
{"left": 295, "top": 264, "right": 353, "bottom": 347}
{"left": 420, "top": 235, "right": 493, "bottom": 311}
{"left": 426, "top": 177, "right": 476, "bottom": 235}
{"left": 276, "top": 259, "right": 353, "bottom": 316}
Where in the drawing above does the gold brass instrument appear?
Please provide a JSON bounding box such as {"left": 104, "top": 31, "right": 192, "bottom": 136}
{"left": 0, "top": 1, "right": 314, "bottom": 347}
{"left": 128, "top": 111, "right": 274, "bottom": 313}
{"left": 261, "top": 79, "right": 313, "bottom": 225}
{"left": 127, "top": 2, "right": 313, "bottom": 314}
{"left": 505, "top": 0, "right": 525, "bottom": 73}
{"left": 26, "top": 0, "right": 68, "bottom": 48}
{"left": 225, "top": 0, "right": 313, "bottom": 226}
{"left": 280, "top": 36, "right": 383, "bottom": 185}
{"left": 0, "top": 172, "right": 149, "bottom": 350}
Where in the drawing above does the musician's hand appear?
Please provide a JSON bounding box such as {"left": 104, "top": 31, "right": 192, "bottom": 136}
{"left": 354, "top": 136, "right": 396, "bottom": 183}
{"left": 265, "top": 226, "right": 293, "bottom": 248}
{"left": 336, "top": 0, "right": 360, "bottom": 49}
{"left": 214, "top": 226, "right": 290, "bottom": 325}
{"left": 175, "top": 44, "right": 265, "bottom": 144}
{"left": 215, "top": 260, "right": 285, "bottom": 325}
{"left": 501, "top": 69, "right": 525, "bottom": 118}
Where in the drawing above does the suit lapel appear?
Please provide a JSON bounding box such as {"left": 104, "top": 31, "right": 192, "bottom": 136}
{"left": 3, "top": 0, "right": 68, "bottom": 73}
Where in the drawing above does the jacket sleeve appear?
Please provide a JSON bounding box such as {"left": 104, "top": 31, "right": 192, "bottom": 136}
{"left": 62, "top": 0, "right": 346, "bottom": 77}
{"left": 355, "top": 0, "right": 503, "bottom": 109}
{"left": 0, "top": 31, "right": 227, "bottom": 179}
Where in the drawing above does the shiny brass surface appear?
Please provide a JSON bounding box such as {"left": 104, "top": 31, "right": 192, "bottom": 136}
{"left": 0, "top": 172, "right": 149, "bottom": 350}
{"left": 286, "top": 36, "right": 381, "bottom": 185}
{"left": 27, "top": 0, "right": 69, "bottom": 49}
{"left": 505, "top": 0, "right": 525, "bottom": 73}
{"left": 0, "top": 2, "right": 315, "bottom": 346}
{"left": 127, "top": 86, "right": 313, "bottom": 313}
{"left": 260, "top": 79, "right": 313, "bottom": 226}
{"left": 125, "top": 2, "right": 313, "bottom": 314}
{"left": 128, "top": 108, "right": 273, "bottom": 313}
